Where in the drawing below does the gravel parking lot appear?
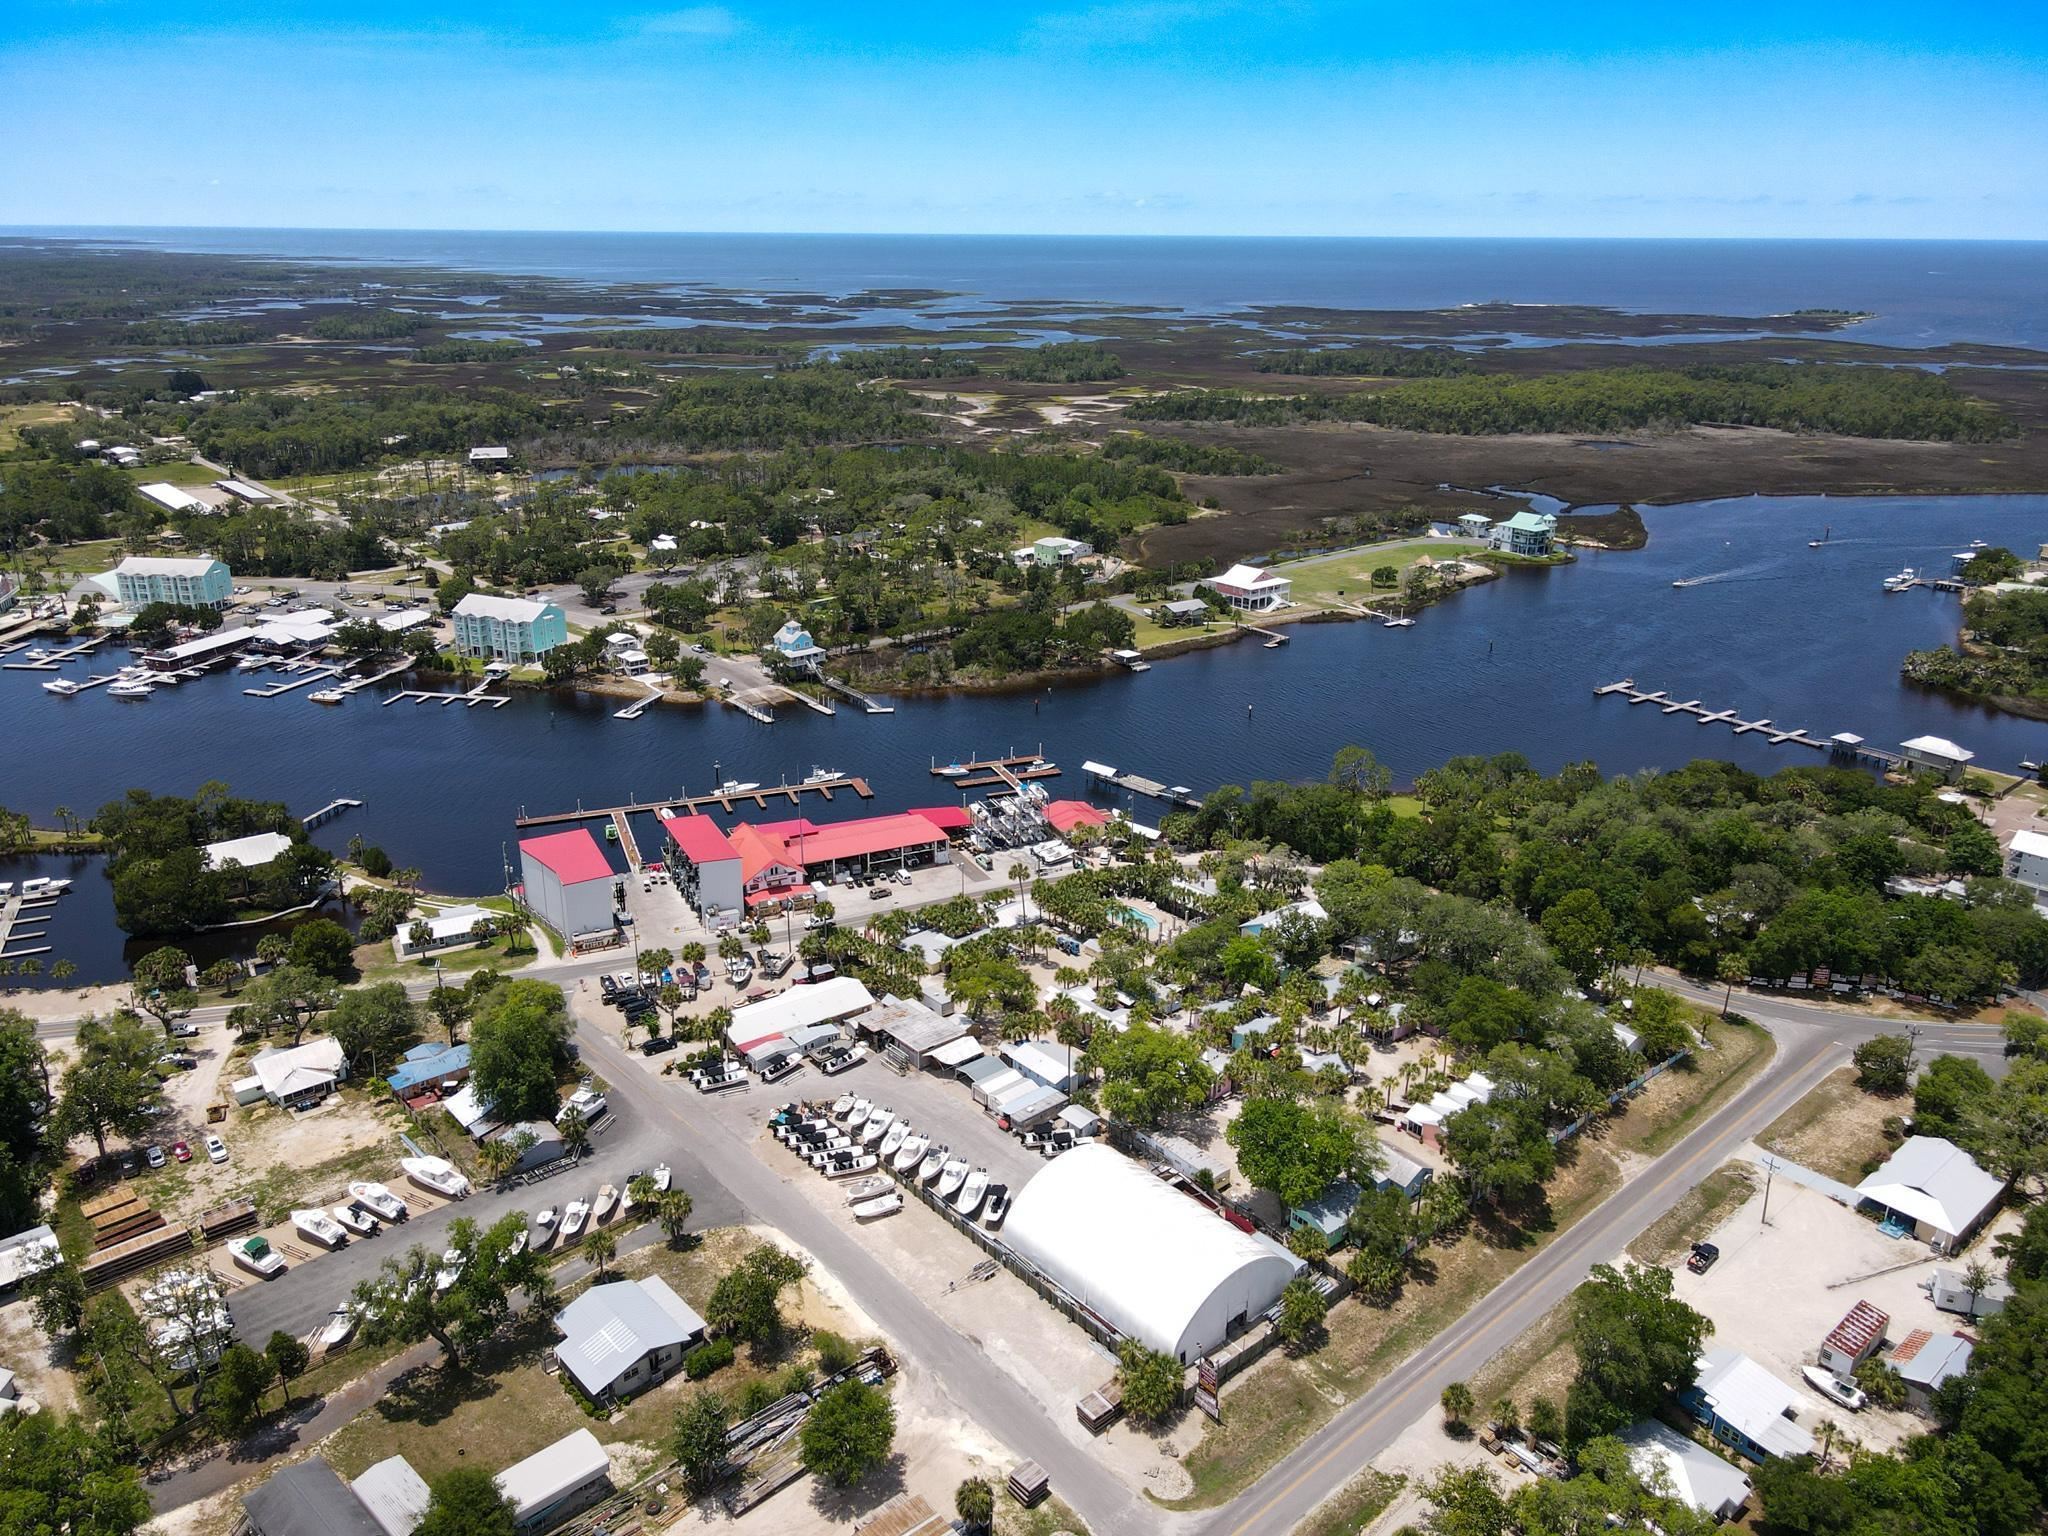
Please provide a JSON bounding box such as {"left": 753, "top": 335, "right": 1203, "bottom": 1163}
{"left": 1671, "top": 1162, "right": 2003, "bottom": 1452}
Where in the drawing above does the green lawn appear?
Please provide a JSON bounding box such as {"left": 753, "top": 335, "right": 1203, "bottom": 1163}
{"left": 0, "top": 402, "right": 74, "bottom": 452}
{"left": 124, "top": 460, "right": 219, "bottom": 488}
{"left": 1130, "top": 612, "right": 1233, "bottom": 651}
{"left": 17, "top": 537, "right": 123, "bottom": 578}
{"left": 1274, "top": 540, "right": 1489, "bottom": 608}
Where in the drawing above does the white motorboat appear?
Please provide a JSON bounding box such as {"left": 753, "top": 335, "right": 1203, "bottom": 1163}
{"left": 842, "top": 1176, "right": 893, "bottom": 1204}
{"left": 955, "top": 1168, "right": 988, "bottom": 1218}
{"left": 982, "top": 1184, "right": 1009, "bottom": 1228}
{"left": 316, "top": 1305, "right": 358, "bottom": 1350}
{"left": 593, "top": 1184, "right": 618, "bottom": 1223}
{"left": 108, "top": 680, "right": 154, "bottom": 698}
{"left": 651, "top": 1163, "right": 672, "bottom": 1192}
{"left": 805, "top": 766, "right": 844, "bottom": 784}
{"left": 508, "top": 1228, "right": 529, "bottom": 1257}
{"left": 877, "top": 1121, "right": 910, "bottom": 1161}
{"left": 831, "top": 1094, "right": 855, "bottom": 1119}
{"left": 560, "top": 1198, "right": 590, "bottom": 1239}
{"left": 717, "top": 779, "right": 760, "bottom": 794}
{"left": 845, "top": 1098, "right": 873, "bottom": 1131}
{"left": 1883, "top": 567, "right": 1918, "bottom": 592}
{"left": 331, "top": 1203, "right": 379, "bottom": 1238}
{"left": 0, "top": 883, "right": 10, "bottom": 897}
{"left": 228, "top": 1235, "right": 286, "bottom": 1278}
{"left": 934, "top": 1159, "right": 968, "bottom": 1201}
{"left": 291, "top": 1208, "right": 349, "bottom": 1249}
{"left": 918, "top": 1144, "right": 949, "bottom": 1185}
{"left": 893, "top": 1131, "right": 929, "bottom": 1173}
{"left": 936, "top": 762, "right": 969, "bottom": 777}
{"left": 1802, "top": 1365, "right": 1868, "bottom": 1411}
{"left": 42, "top": 878, "right": 71, "bottom": 893}
{"left": 861, "top": 1109, "right": 895, "bottom": 1147}
{"left": 41, "top": 678, "right": 80, "bottom": 696}
{"left": 309, "top": 688, "right": 345, "bottom": 704}
{"left": 435, "top": 1248, "right": 464, "bottom": 1292}
{"left": 24, "top": 649, "right": 49, "bottom": 662}
{"left": 824, "top": 1154, "right": 878, "bottom": 1178}
{"left": 347, "top": 1181, "right": 409, "bottom": 1221}
{"left": 1382, "top": 616, "right": 1416, "bottom": 628}
{"left": 400, "top": 1156, "right": 471, "bottom": 1199}
{"left": 534, "top": 1207, "right": 559, "bottom": 1244}
{"left": 852, "top": 1191, "right": 903, "bottom": 1221}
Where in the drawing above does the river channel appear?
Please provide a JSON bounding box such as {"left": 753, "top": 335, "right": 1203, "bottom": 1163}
{"left": 5, "top": 491, "right": 2045, "bottom": 986}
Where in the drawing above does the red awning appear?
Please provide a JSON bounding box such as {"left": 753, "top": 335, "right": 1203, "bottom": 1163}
{"left": 745, "top": 883, "right": 812, "bottom": 908}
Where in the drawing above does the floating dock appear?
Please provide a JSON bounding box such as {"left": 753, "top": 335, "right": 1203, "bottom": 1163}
{"left": 2, "top": 635, "right": 107, "bottom": 671}
{"left": 245, "top": 665, "right": 342, "bottom": 698}
{"left": 337, "top": 661, "right": 413, "bottom": 696}
{"left": 932, "top": 751, "right": 1062, "bottom": 791}
{"left": 1594, "top": 680, "right": 1825, "bottom": 749}
{"left": 382, "top": 681, "right": 509, "bottom": 709}
{"left": 513, "top": 776, "right": 874, "bottom": 829}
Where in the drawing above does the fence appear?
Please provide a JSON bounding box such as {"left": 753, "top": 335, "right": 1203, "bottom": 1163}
{"left": 1550, "top": 1047, "right": 1692, "bottom": 1145}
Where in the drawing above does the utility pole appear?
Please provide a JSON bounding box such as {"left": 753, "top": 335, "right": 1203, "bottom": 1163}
{"left": 1760, "top": 1154, "right": 1780, "bottom": 1228}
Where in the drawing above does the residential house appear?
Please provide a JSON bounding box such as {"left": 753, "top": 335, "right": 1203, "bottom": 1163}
{"left": 1202, "top": 563, "right": 1292, "bottom": 613}
{"left": 2007, "top": 829, "right": 2048, "bottom": 905}
{"left": 0, "top": 1225, "right": 58, "bottom": 1294}
{"left": 349, "top": 1458, "right": 431, "bottom": 1536}
{"left": 1240, "top": 897, "right": 1327, "bottom": 937}
{"left": 389, "top": 902, "right": 497, "bottom": 960}
{"left": 1620, "top": 1421, "right": 1752, "bottom": 1522}
{"left": 1929, "top": 1265, "right": 2013, "bottom": 1320}
{"left": 767, "top": 618, "right": 826, "bottom": 672}
{"left": 1490, "top": 510, "right": 1558, "bottom": 556}
{"left": 1290, "top": 1180, "right": 1359, "bottom": 1246}
{"left": 384, "top": 1043, "right": 471, "bottom": 1101}
{"left": 1680, "top": 1347, "right": 1817, "bottom": 1461}
{"left": 1456, "top": 512, "right": 1494, "bottom": 541}
{"left": 553, "top": 1276, "right": 708, "bottom": 1402}
{"left": 450, "top": 593, "right": 568, "bottom": 662}
{"left": 1898, "top": 735, "right": 1976, "bottom": 784}
{"left": 1031, "top": 535, "right": 1092, "bottom": 566}
{"left": 467, "top": 446, "right": 512, "bottom": 468}
{"left": 201, "top": 831, "right": 295, "bottom": 874}
{"left": 243, "top": 1458, "right": 387, "bottom": 1536}
{"left": 243, "top": 1038, "right": 349, "bottom": 1109}
{"left": 1157, "top": 597, "right": 1211, "bottom": 626}
{"left": 111, "top": 555, "right": 232, "bottom": 610}
{"left": 1371, "top": 1143, "right": 1432, "bottom": 1201}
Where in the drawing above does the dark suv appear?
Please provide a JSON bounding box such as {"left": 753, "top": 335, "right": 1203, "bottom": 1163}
{"left": 1686, "top": 1241, "right": 1720, "bottom": 1274}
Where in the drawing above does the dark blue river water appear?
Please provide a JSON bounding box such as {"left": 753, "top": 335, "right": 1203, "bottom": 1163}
{"left": 6, "top": 492, "right": 2046, "bottom": 987}
{"left": 10, "top": 230, "right": 2048, "bottom": 351}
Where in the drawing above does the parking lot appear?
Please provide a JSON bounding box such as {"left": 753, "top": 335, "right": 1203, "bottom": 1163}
{"left": 1672, "top": 1159, "right": 2007, "bottom": 1452}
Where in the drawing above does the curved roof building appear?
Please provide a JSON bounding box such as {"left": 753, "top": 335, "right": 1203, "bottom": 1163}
{"left": 1002, "top": 1143, "right": 1301, "bottom": 1363}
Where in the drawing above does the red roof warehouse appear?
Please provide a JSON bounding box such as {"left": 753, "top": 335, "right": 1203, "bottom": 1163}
{"left": 516, "top": 828, "right": 617, "bottom": 942}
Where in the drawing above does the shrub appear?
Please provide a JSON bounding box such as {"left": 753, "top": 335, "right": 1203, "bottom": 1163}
{"left": 684, "top": 1338, "right": 734, "bottom": 1380}
{"left": 812, "top": 1330, "right": 858, "bottom": 1374}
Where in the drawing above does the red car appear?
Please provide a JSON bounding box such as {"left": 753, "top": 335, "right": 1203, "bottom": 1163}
{"left": 171, "top": 1140, "right": 192, "bottom": 1163}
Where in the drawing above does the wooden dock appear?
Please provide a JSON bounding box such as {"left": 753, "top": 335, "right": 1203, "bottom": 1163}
{"left": 302, "top": 798, "right": 361, "bottom": 829}
{"left": 0, "top": 893, "right": 62, "bottom": 960}
{"left": 1082, "top": 760, "right": 1203, "bottom": 809}
{"left": 821, "top": 678, "right": 895, "bottom": 714}
{"left": 932, "top": 751, "right": 1062, "bottom": 791}
{"left": 610, "top": 812, "right": 644, "bottom": 870}
{"left": 513, "top": 776, "right": 874, "bottom": 830}
{"left": 1594, "top": 679, "right": 1826, "bottom": 749}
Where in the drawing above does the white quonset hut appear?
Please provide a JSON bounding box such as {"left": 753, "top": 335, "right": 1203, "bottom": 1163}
{"left": 1002, "top": 1143, "right": 1302, "bottom": 1363}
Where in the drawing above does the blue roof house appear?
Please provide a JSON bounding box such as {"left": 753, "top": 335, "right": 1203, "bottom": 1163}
{"left": 386, "top": 1042, "right": 471, "bottom": 1098}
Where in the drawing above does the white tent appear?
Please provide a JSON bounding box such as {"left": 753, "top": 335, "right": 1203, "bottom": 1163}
{"left": 1002, "top": 1143, "right": 1302, "bottom": 1363}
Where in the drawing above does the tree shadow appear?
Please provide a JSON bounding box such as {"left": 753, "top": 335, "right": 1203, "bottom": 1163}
{"left": 806, "top": 1452, "right": 911, "bottom": 1522}
{"left": 1472, "top": 1192, "right": 1558, "bottom": 1253}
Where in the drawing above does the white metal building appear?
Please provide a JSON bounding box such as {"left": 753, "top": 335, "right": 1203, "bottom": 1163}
{"left": 1855, "top": 1135, "right": 2005, "bottom": 1252}
{"left": 494, "top": 1429, "right": 612, "bottom": 1532}
{"left": 726, "top": 976, "right": 875, "bottom": 1052}
{"left": 1001, "top": 1143, "right": 1302, "bottom": 1362}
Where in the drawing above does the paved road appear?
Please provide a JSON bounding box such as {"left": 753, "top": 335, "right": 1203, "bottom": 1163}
{"left": 1194, "top": 1017, "right": 1848, "bottom": 1536}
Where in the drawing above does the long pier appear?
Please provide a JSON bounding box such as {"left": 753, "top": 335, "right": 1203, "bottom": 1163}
{"left": 382, "top": 681, "right": 509, "bottom": 708}
{"left": 513, "top": 776, "right": 874, "bottom": 829}
{"left": 338, "top": 661, "right": 413, "bottom": 695}
{"left": 0, "top": 892, "right": 63, "bottom": 960}
{"left": 1082, "top": 760, "right": 1203, "bottom": 809}
{"left": 302, "top": 798, "right": 361, "bottom": 829}
{"left": 1594, "top": 679, "right": 1825, "bottom": 749}
{"left": 820, "top": 677, "right": 896, "bottom": 714}
{"left": 610, "top": 812, "right": 644, "bottom": 871}
{"left": 2, "top": 635, "right": 107, "bottom": 671}
{"left": 245, "top": 666, "right": 341, "bottom": 698}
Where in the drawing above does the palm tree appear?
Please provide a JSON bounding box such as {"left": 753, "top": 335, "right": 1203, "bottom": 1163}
{"left": 50, "top": 959, "right": 77, "bottom": 985}
{"left": 654, "top": 1187, "right": 694, "bottom": 1244}
{"left": 584, "top": 1226, "right": 617, "bottom": 1277}
{"left": 1716, "top": 952, "right": 1746, "bottom": 1016}
{"left": 52, "top": 805, "right": 74, "bottom": 838}
{"left": 558, "top": 1107, "right": 592, "bottom": 1160}
{"left": 477, "top": 1137, "right": 519, "bottom": 1184}
{"left": 1008, "top": 861, "right": 1032, "bottom": 920}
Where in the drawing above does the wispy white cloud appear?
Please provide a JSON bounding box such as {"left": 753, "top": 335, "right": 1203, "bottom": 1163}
{"left": 1024, "top": 0, "right": 1246, "bottom": 49}
{"left": 637, "top": 7, "right": 740, "bottom": 39}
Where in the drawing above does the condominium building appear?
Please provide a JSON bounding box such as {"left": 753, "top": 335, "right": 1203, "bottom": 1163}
{"left": 451, "top": 593, "right": 569, "bottom": 662}
{"left": 111, "top": 556, "right": 232, "bottom": 610}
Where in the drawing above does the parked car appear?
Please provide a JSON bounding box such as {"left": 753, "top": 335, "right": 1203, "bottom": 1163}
{"left": 171, "top": 1140, "right": 191, "bottom": 1163}
{"left": 145, "top": 1145, "right": 166, "bottom": 1170}
{"left": 639, "top": 1035, "right": 678, "bottom": 1056}
{"left": 869, "top": 887, "right": 892, "bottom": 900}
{"left": 1687, "top": 1241, "right": 1719, "bottom": 1274}
{"left": 205, "top": 1135, "right": 229, "bottom": 1164}
{"left": 160, "top": 1050, "right": 198, "bottom": 1071}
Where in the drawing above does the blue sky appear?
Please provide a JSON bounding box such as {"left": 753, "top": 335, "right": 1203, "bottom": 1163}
{"left": 6, "top": 1, "right": 2045, "bottom": 237}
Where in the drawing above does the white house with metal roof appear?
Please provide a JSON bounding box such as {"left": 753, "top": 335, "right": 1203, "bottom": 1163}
{"left": 553, "top": 1276, "right": 707, "bottom": 1402}
{"left": 243, "top": 1038, "right": 349, "bottom": 1109}
{"left": 1679, "top": 1347, "right": 1818, "bottom": 1461}
{"left": 1899, "top": 734, "right": 1976, "bottom": 783}
{"left": 1202, "top": 562, "right": 1292, "bottom": 613}
{"left": 1620, "top": 1420, "right": 1752, "bottom": 1520}
{"left": 202, "top": 831, "right": 296, "bottom": 872}
{"left": 1002, "top": 1143, "right": 1302, "bottom": 1362}
{"left": 1855, "top": 1135, "right": 2005, "bottom": 1252}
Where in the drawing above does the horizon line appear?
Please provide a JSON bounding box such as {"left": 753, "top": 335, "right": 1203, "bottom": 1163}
{"left": 4, "top": 224, "right": 2045, "bottom": 246}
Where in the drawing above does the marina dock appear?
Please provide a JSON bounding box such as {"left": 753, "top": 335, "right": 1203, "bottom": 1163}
{"left": 933, "top": 751, "right": 1062, "bottom": 791}
{"left": 245, "top": 665, "right": 342, "bottom": 698}
{"left": 0, "top": 890, "right": 64, "bottom": 961}
{"left": 610, "top": 811, "right": 644, "bottom": 870}
{"left": 383, "top": 680, "right": 510, "bottom": 708}
{"left": 2, "top": 635, "right": 107, "bottom": 671}
{"left": 614, "top": 684, "right": 664, "bottom": 721}
{"left": 301, "top": 798, "right": 362, "bottom": 829}
{"left": 1594, "top": 680, "right": 1825, "bottom": 749}
{"left": 1082, "top": 760, "right": 1204, "bottom": 809}
{"left": 514, "top": 775, "right": 874, "bottom": 829}
{"left": 725, "top": 696, "right": 775, "bottom": 724}
{"left": 338, "top": 661, "right": 414, "bottom": 696}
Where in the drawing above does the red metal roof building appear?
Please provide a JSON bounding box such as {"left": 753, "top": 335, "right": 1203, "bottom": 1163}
{"left": 516, "top": 829, "right": 617, "bottom": 941}
{"left": 659, "top": 814, "right": 744, "bottom": 923}
{"left": 1819, "top": 1299, "right": 1890, "bottom": 1377}
{"left": 1043, "top": 800, "right": 1111, "bottom": 836}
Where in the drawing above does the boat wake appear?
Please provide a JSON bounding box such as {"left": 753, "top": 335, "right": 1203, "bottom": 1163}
{"left": 1671, "top": 563, "right": 1774, "bottom": 589}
